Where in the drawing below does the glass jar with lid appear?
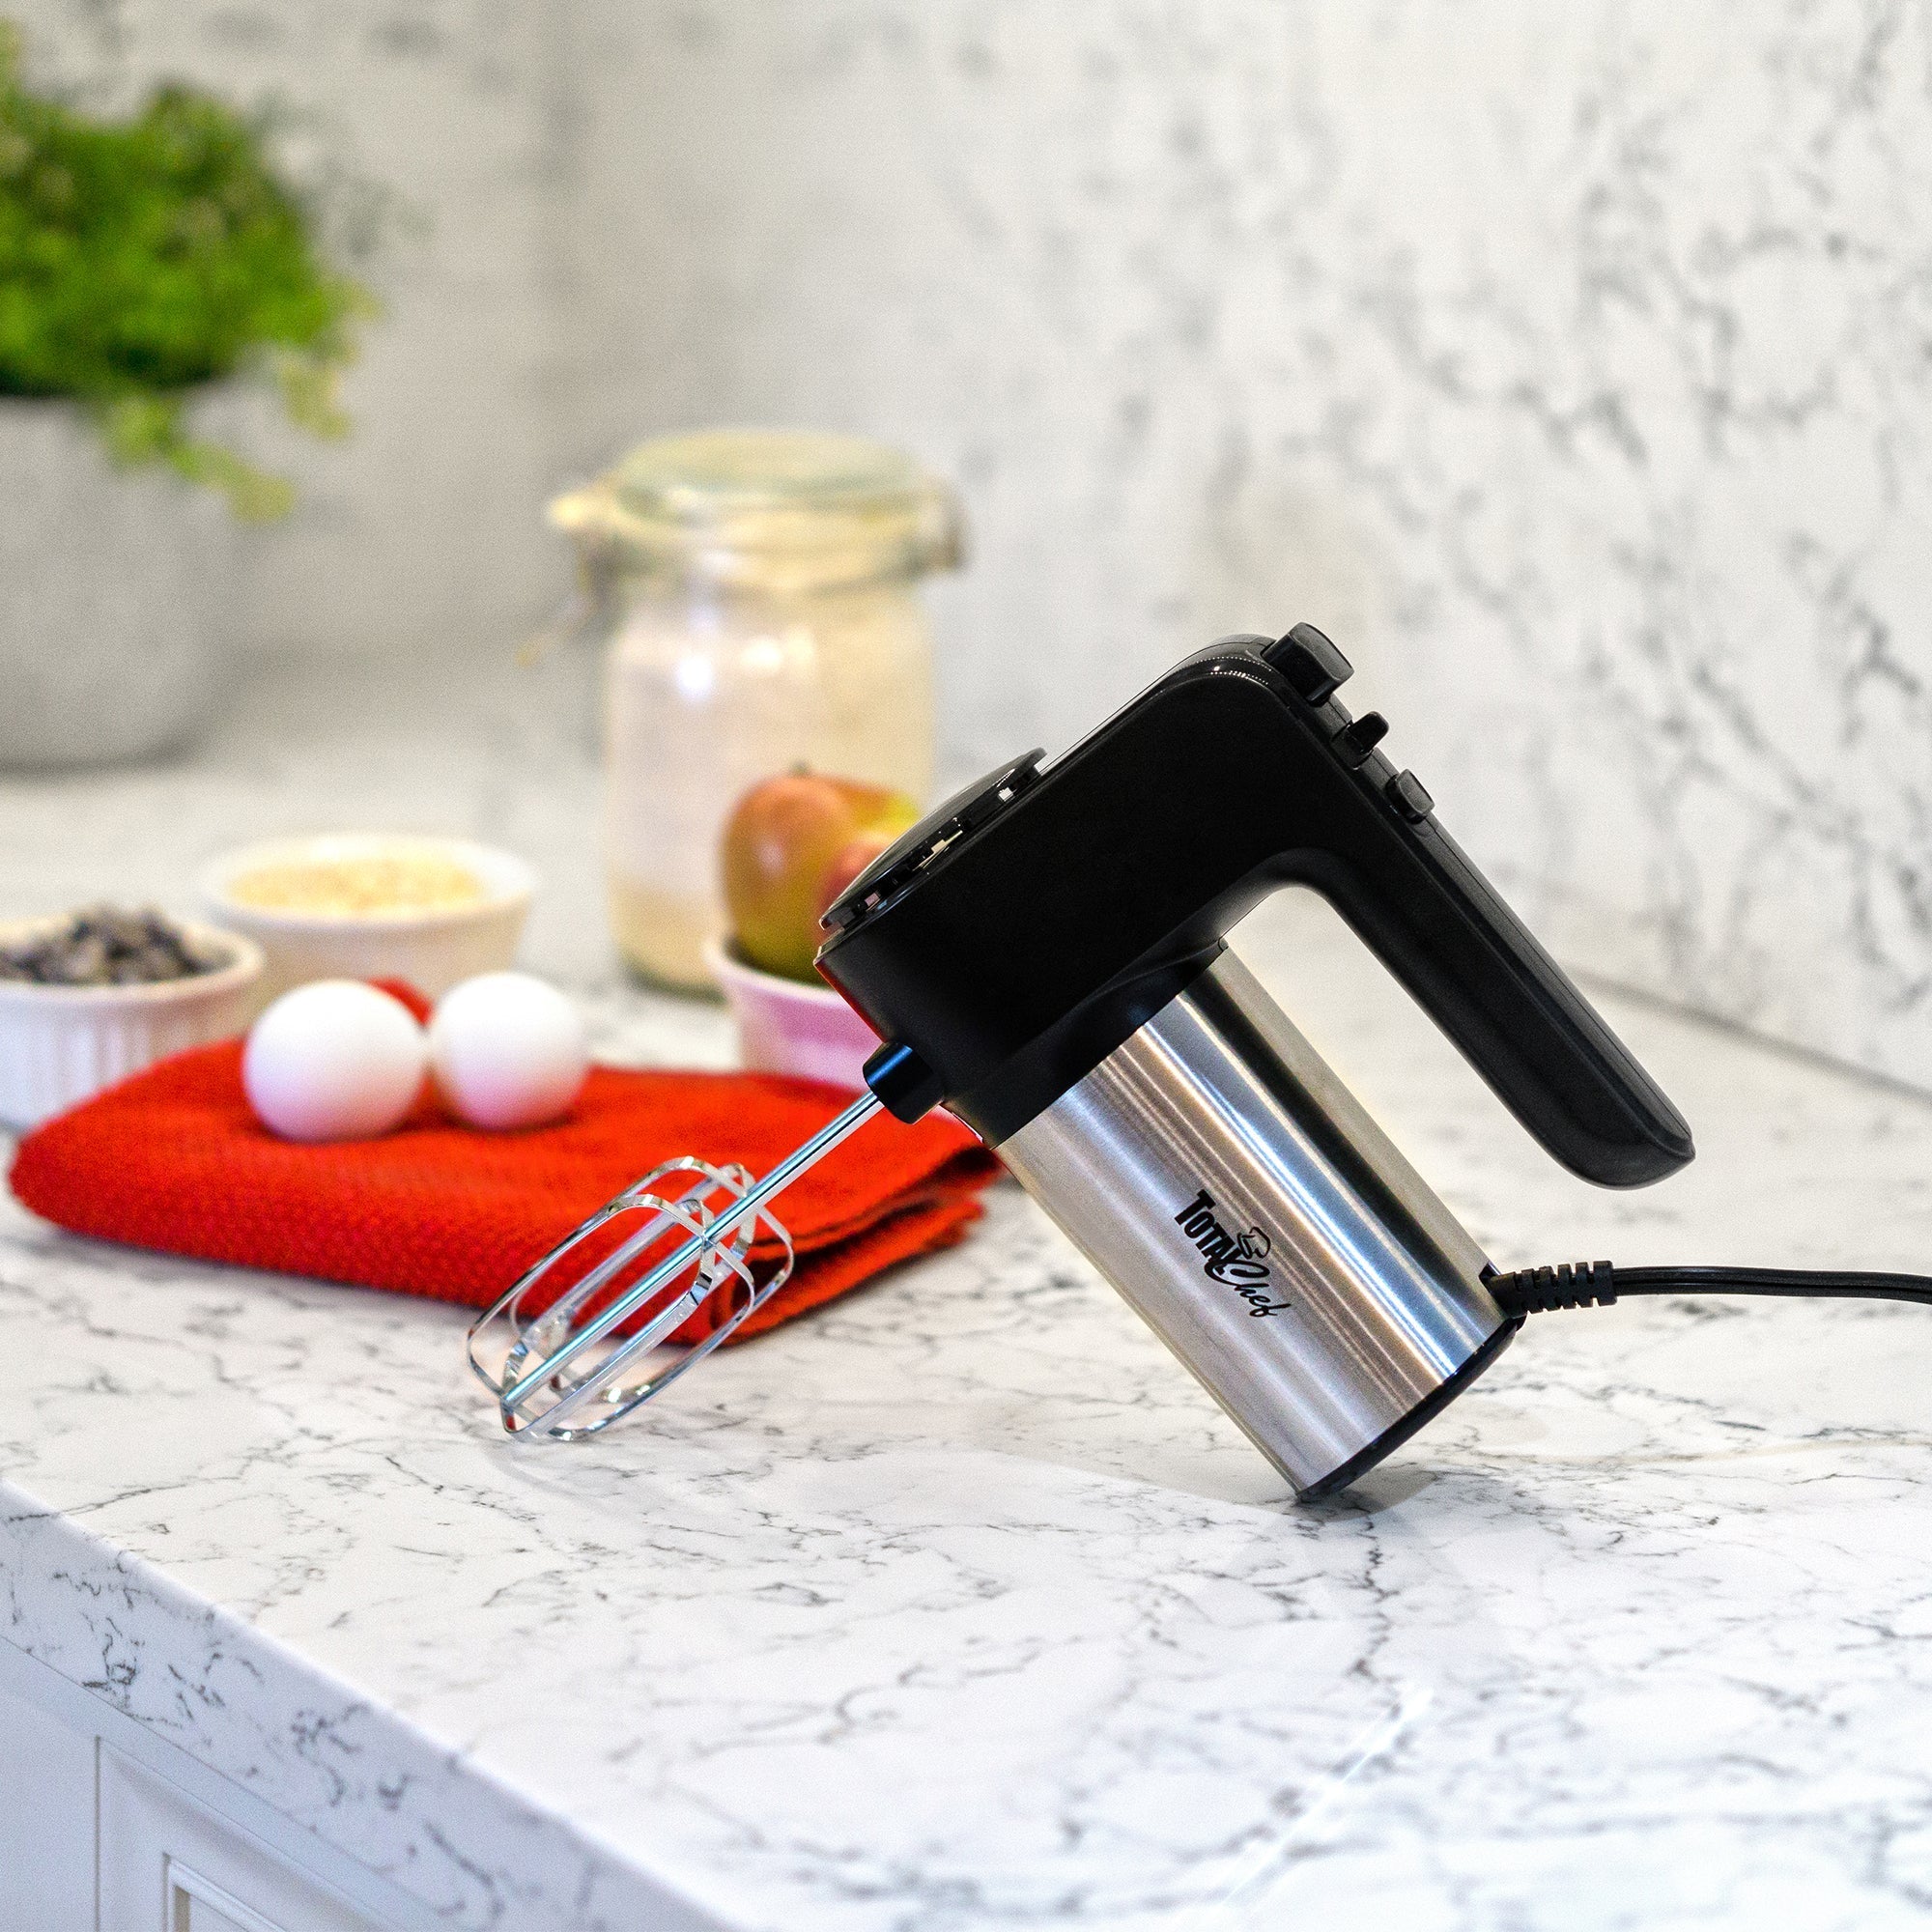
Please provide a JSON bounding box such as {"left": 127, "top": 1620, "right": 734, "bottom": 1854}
{"left": 550, "top": 430, "right": 960, "bottom": 990}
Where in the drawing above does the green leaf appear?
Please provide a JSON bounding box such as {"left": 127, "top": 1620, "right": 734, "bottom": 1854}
{"left": 1, "top": 33, "right": 372, "bottom": 517}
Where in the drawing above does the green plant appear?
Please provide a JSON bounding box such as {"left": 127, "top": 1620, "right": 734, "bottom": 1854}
{"left": 0, "top": 23, "right": 371, "bottom": 518}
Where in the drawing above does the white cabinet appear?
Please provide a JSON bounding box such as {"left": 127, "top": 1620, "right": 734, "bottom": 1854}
{"left": 100, "top": 1748, "right": 385, "bottom": 1932}
{"left": 0, "top": 1665, "right": 95, "bottom": 1932}
{"left": 0, "top": 1639, "right": 426, "bottom": 1932}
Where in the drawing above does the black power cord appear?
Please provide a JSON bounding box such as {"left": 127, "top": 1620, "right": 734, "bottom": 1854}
{"left": 1489, "top": 1261, "right": 1932, "bottom": 1319}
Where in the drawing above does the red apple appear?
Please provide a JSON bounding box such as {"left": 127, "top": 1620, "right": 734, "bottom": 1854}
{"left": 721, "top": 771, "right": 920, "bottom": 982}
{"left": 813, "top": 833, "right": 898, "bottom": 924}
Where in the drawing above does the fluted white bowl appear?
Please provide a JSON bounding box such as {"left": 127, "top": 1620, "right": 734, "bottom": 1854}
{"left": 0, "top": 920, "right": 265, "bottom": 1131}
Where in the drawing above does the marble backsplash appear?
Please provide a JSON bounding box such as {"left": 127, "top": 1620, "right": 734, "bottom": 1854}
{"left": 560, "top": 0, "right": 1932, "bottom": 1091}
{"left": 9, "top": 1, "right": 1932, "bottom": 1090}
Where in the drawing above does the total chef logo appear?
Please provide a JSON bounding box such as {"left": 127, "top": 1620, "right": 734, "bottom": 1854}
{"left": 1174, "top": 1188, "right": 1291, "bottom": 1317}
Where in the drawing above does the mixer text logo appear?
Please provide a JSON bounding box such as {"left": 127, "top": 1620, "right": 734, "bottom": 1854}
{"left": 1174, "top": 1189, "right": 1290, "bottom": 1316}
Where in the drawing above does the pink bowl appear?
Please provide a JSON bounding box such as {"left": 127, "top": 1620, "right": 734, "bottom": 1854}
{"left": 705, "top": 939, "right": 881, "bottom": 1091}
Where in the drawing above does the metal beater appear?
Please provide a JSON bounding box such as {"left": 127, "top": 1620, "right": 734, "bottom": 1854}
{"left": 467, "top": 1096, "right": 882, "bottom": 1439}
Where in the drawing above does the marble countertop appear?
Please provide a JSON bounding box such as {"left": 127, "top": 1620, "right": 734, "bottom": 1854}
{"left": 5, "top": 655, "right": 1932, "bottom": 1932}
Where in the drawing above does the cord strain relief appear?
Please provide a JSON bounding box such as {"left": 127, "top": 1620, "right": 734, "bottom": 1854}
{"left": 1489, "top": 1260, "right": 1617, "bottom": 1317}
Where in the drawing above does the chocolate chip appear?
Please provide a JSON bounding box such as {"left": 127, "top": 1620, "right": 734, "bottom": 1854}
{"left": 0, "top": 906, "right": 223, "bottom": 986}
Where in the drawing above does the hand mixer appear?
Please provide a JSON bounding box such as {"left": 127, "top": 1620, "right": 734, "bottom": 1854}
{"left": 469, "top": 628, "right": 1932, "bottom": 1497}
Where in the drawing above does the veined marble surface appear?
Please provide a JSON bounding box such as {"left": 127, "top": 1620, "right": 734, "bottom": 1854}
{"left": 5, "top": 674, "right": 1932, "bottom": 1927}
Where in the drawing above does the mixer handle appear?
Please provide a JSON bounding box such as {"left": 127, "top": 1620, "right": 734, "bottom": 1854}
{"left": 1198, "top": 633, "right": 1692, "bottom": 1187}
{"left": 1249, "top": 669, "right": 1693, "bottom": 1186}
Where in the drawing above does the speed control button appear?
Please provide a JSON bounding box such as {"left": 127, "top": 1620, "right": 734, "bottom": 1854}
{"left": 1387, "top": 770, "right": 1435, "bottom": 822}
{"left": 1332, "top": 712, "right": 1389, "bottom": 769}
{"left": 1264, "top": 624, "right": 1353, "bottom": 705}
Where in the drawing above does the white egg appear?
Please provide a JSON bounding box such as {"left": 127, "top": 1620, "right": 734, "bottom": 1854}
{"left": 429, "top": 972, "right": 586, "bottom": 1130}
{"left": 243, "top": 980, "right": 428, "bottom": 1143}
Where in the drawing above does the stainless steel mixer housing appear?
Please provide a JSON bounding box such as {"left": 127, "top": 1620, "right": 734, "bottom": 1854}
{"left": 999, "top": 952, "right": 1512, "bottom": 1494}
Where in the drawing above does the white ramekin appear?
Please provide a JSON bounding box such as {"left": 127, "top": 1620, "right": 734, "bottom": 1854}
{"left": 0, "top": 920, "right": 266, "bottom": 1131}
{"left": 199, "top": 834, "right": 535, "bottom": 1008}
{"left": 705, "top": 938, "right": 881, "bottom": 1090}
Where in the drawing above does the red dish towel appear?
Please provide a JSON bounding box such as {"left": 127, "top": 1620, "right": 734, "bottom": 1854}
{"left": 9, "top": 1042, "right": 999, "bottom": 1344}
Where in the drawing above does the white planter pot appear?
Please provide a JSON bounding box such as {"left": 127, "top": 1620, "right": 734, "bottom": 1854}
{"left": 0, "top": 396, "right": 234, "bottom": 768}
